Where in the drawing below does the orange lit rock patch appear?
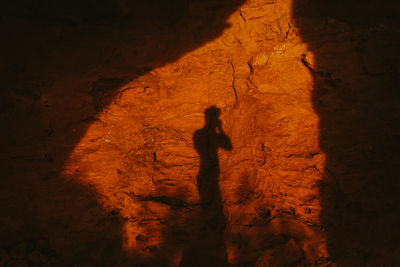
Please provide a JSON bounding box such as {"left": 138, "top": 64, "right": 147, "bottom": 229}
{"left": 62, "top": 0, "right": 329, "bottom": 264}
{"left": 3, "top": 0, "right": 398, "bottom": 265}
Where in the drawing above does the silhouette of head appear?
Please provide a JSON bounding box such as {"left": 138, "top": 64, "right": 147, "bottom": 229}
{"left": 204, "top": 106, "right": 221, "bottom": 126}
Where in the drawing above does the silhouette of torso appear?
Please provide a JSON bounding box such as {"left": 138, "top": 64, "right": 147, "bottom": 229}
{"left": 193, "top": 113, "right": 232, "bottom": 205}
{"left": 179, "top": 107, "right": 232, "bottom": 267}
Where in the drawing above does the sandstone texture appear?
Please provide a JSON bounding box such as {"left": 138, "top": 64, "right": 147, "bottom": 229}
{"left": 1, "top": 0, "right": 399, "bottom": 266}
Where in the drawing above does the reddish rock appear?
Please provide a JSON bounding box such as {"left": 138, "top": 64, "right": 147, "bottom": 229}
{"left": 1, "top": 0, "right": 399, "bottom": 266}
{"left": 256, "top": 238, "right": 304, "bottom": 267}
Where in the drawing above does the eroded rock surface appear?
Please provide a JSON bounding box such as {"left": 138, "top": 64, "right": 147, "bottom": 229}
{"left": 1, "top": 0, "right": 399, "bottom": 266}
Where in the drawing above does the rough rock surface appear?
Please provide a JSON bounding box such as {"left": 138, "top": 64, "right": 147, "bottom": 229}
{"left": 1, "top": 0, "right": 399, "bottom": 266}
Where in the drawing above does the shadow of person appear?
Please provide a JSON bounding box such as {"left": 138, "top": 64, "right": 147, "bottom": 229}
{"left": 179, "top": 106, "right": 232, "bottom": 267}
{"left": 0, "top": 1, "right": 245, "bottom": 264}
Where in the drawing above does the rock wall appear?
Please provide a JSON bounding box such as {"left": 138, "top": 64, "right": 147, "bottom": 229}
{"left": 294, "top": 0, "right": 400, "bottom": 265}
{"left": 1, "top": 0, "right": 399, "bottom": 266}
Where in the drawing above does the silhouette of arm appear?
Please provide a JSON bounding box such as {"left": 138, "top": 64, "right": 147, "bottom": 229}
{"left": 216, "top": 123, "right": 232, "bottom": 151}
{"left": 193, "top": 130, "right": 202, "bottom": 154}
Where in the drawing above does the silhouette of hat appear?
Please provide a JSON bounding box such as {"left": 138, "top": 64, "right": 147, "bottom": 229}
{"left": 205, "top": 106, "right": 220, "bottom": 118}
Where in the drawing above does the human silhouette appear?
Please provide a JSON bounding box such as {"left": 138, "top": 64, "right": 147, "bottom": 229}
{"left": 179, "top": 106, "right": 232, "bottom": 267}
{"left": 194, "top": 106, "right": 232, "bottom": 205}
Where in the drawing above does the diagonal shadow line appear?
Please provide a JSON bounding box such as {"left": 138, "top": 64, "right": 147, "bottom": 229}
{"left": 293, "top": 0, "right": 400, "bottom": 264}
{"left": 0, "top": 0, "right": 245, "bottom": 264}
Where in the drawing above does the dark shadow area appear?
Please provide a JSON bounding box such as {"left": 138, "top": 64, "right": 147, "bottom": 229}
{"left": 179, "top": 106, "right": 232, "bottom": 267}
{"left": 293, "top": 0, "right": 400, "bottom": 264}
{"left": 0, "top": 1, "right": 244, "bottom": 264}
